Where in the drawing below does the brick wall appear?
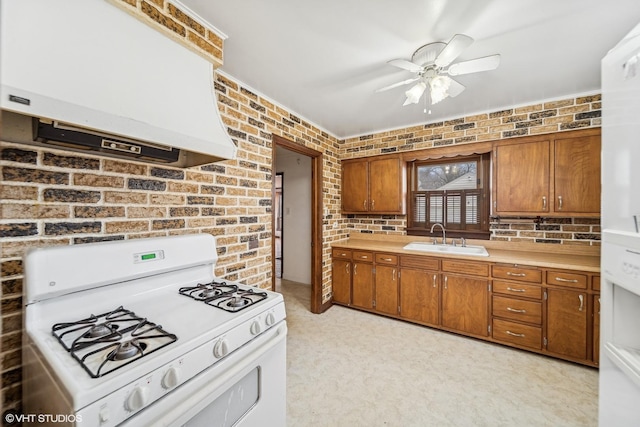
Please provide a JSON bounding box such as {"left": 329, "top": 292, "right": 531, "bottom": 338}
{"left": 340, "top": 95, "right": 602, "bottom": 245}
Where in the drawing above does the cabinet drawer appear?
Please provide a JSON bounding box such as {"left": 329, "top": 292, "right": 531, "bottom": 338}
{"left": 400, "top": 255, "right": 439, "bottom": 270}
{"left": 492, "top": 318, "right": 542, "bottom": 350}
{"left": 492, "top": 265, "right": 542, "bottom": 283}
{"left": 442, "top": 259, "right": 489, "bottom": 277}
{"left": 375, "top": 253, "right": 398, "bottom": 265}
{"left": 492, "top": 295, "right": 542, "bottom": 324}
{"left": 353, "top": 251, "right": 374, "bottom": 262}
{"left": 332, "top": 249, "right": 351, "bottom": 259}
{"left": 546, "top": 270, "right": 587, "bottom": 289}
{"left": 592, "top": 276, "right": 600, "bottom": 291}
{"left": 493, "top": 280, "right": 542, "bottom": 300}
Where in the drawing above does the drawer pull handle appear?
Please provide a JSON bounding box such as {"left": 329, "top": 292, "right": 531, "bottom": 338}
{"left": 507, "top": 307, "right": 527, "bottom": 314}
{"left": 555, "top": 277, "right": 578, "bottom": 283}
{"left": 506, "top": 330, "right": 525, "bottom": 338}
{"left": 360, "top": 256, "right": 368, "bottom": 259}
{"left": 382, "top": 258, "right": 392, "bottom": 262}
{"left": 506, "top": 287, "right": 526, "bottom": 293}
{"left": 341, "top": 253, "right": 347, "bottom": 256}
{"left": 507, "top": 272, "right": 526, "bottom": 277}
{"left": 432, "top": 274, "right": 437, "bottom": 288}
{"left": 354, "top": 264, "right": 357, "bottom": 274}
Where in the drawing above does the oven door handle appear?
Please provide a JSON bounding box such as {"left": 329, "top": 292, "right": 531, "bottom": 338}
{"left": 120, "top": 321, "right": 288, "bottom": 427}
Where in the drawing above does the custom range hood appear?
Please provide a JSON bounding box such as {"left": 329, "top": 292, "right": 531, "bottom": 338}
{"left": 0, "top": 0, "right": 237, "bottom": 167}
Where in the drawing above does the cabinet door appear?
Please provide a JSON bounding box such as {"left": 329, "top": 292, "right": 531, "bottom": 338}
{"left": 342, "top": 160, "right": 369, "bottom": 213}
{"left": 331, "top": 259, "right": 351, "bottom": 305}
{"left": 375, "top": 265, "right": 398, "bottom": 315}
{"left": 554, "top": 133, "right": 601, "bottom": 213}
{"left": 545, "top": 288, "right": 588, "bottom": 360}
{"left": 442, "top": 274, "right": 489, "bottom": 337}
{"left": 400, "top": 268, "right": 439, "bottom": 326}
{"left": 352, "top": 261, "right": 374, "bottom": 309}
{"left": 369, "top": 157, "right": 403, "bottom": 213}
{"left": 494, "top": 140, "right": 550, "bottom": 214}
{"left": 593, "top": 294, "right": 600, "bottom": 364}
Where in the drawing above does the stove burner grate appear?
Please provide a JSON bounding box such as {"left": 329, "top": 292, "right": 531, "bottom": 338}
{"left": 180, "top": 281, "right": 268, "bottom": 312}
{"left": 179, "top": 281, "right": 238, "bottom": 301}
{"left": 52, "top": 306, "right": 177, "bottom": 378}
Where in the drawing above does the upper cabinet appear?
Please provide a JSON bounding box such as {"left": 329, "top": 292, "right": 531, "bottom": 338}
{"left": 493, "top": 128, "right": 601, "bottom": 217}
{"left": 341, "top": 155, "right": 406, "bottom": 214}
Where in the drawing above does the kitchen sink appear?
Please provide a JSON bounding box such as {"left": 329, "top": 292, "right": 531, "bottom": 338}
{"left": 402, "top": 242, "right": 490, "bottom": 257}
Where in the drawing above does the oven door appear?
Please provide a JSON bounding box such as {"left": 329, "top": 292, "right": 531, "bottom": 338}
{"left": 122, "top": 321, "right": 287, "bottom": 427}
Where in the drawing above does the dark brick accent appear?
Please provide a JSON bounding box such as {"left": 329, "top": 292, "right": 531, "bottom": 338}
{"left": 444, "top": 118, "right": 465, "bottom": 125}
{"left": 530, "top": 110, "right": 557, "bottom": 119}
{"left": 560, "top": 120, "right": 591, "bottom": 130}
{"left": 575, "top": 233, "right": 601, "bottom": 240}
{"left": 202, "top": 207, "right": 225, "bottom": 216}
{"left": 228, "top": 129, "right": 247, "bottom": 140}
{"left": 240, "top": 216, "right": 258, "bottom": 224}
{"left": 44, "top": 221, "right": 101, "bottom": 235}
{"left": 248, "top": 117, "right": 265, "bottom": 129}
{"left": 0, "top": 223, "right": 37, "bottom": 237}
{"left": 259, "top": 199, "right": 272, "bottom": 206}
{"left": 2, "top": 167, "right": 68, "bottom": 184}
{"left": 74, "top": 235, "right": 125, "bottom": 244}
{"left": 433, "top": 139, "right": 454, "bottom": 146}
{"left": 425, "top": 122, "right": 444, "bottom": 129}
{"left": 151, "top": 167, "right": 185, "bottom": 180}
{"left": 201, "top": 164, "right": 226, "bottom": 174}
{"left": 359, "top": 134, "right": 374, "bottom": 141}
{"left": 455, "top": 136, "right": 476, "bottom": 144}
{"left": 240, "top": 87, "right": 258, "bottom": 100}
{"left": 187, "top": 196, "right": 214, "bottom": 205}
{"left": 249, "top": 100, "right": 266, "bottom": 113}
{"left": 1, "top": 148, "right": 37, "bottom": 164}
{"left": 381, "top": 147, "right": 397, "bottom": 153}
{"left": 43, "top": 153, "right": 99, "bottom": 169}
{"left": 43, "top": 189, "right": 101, "bottom": 203}
{"left": 535, "top": 239, "right": 561, "bottom": 244}
{"left": 282, "top": 118, "right": 296, "bottom": 127}
{"left": 453, "top": 123, "right": 475, "bottom": 131}
{"left": 238, "top": 161, "right": 258, "bottom": 170}
{"left": 128, "top": 178, "right": 167, "bottom": 191}
{"left": 169, "top": 207, "right": 199, "bottom": 217}
{"left": 490, "top": 109, "right": 513, "bottom": 118}
{"left": 201, "top": 186, "right": 225, "bottom": 195}
{"left": 240, "top": 179, "right": 257, "bottom": 188}
{"left": 515, "top": 120, "right": 543, "bottom": 128}
{"left": 503, "top": 129, "right": 529, "bottom": 138}
{"left": 575, "top": 111, "right": 601, "bottom": 120}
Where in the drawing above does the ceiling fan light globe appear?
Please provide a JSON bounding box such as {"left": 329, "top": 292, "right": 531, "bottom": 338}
{"left": 403, "top": 81, "right": 427, "bottom": 106}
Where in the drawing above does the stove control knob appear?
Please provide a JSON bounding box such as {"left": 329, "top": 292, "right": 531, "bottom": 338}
{"left": 213, "top": 338, "right": 229, "bottom": 358}
{"left": 125, "top": 386, "right": 149, "bottom": 412}
{"left": 265, "top": 312, "right": 276, "bottom": 327}
{"left": 162, "top": 367, "right": 180, "bottom": 390}
{"left": 250, "top": 320, "right": 262, "bottom": 335}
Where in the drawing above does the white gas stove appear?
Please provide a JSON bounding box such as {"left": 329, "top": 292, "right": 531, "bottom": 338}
{"left": 22, "top": 234, "right": 287, "bottom": 426}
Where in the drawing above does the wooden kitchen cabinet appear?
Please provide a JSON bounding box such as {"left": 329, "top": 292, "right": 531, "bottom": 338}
{"left": 442, "top": 274, "right": 489, "bottom": 337}
{"left": 545, "top": 288, "right": 589, "bottom": 360}
{"left": 374, "top": 254, "right": 399, "bottom": 315}
{"left": 341, "top": 155, "right": 406, "bottom": 214}
{"left": 352, "top": 254, "right": 374, "bottom": 310}
{"left": 399, "top": 255, "right": 440, "bottom": 326}
{"left": 331, "top": 258, "right": 351, "bottom": 305}
{"left": 494, "top": 137, "right": 550, "bottom": 214}
{"left": 493, "top": 128, "right": 601, "bottom": 216}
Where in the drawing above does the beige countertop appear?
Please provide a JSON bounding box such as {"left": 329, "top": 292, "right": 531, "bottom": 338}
{"left": 332, "top": 233, "right": 600, "bottom": 273}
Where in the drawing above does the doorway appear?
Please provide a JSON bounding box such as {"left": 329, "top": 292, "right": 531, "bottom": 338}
{"left": 271, "top": 135, "right": 324, "bottom": 314}
{"left": 275, "top": 173, "right": 283, "bottom": 279}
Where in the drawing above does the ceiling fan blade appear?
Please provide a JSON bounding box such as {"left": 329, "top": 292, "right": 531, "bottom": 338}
{"left": 447, "top": 54, "right": 501, "bottom": 76}
{"left": 375, "top": 77, "right": 420, "bottom": 93}
{"left": 387, "top": 59, "right": 423, "bottom": 73}
{"left": 446, "top": 77, "right": 466, "bottom": 97}
{"left": 434, "top": 34, "right": 473, "bottom": 68}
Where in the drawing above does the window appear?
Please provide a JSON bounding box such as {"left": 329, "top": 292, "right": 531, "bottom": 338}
{"left": 407, "top": 154, "right": 490, "bottom": 239}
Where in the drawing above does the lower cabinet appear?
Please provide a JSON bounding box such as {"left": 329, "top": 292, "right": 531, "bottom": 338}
{"left": 442, "top": 274, "right": 489, "bottom": 337}
{"left": 331, "top": 247, "right": 599, "bottom": 367}
{"left": 399, "top": 268, "right": 440, "bottom": 326}
{"left": 545, "top": 288, "right": 589, "bottom": 360}
{"left": 352, "top": 260, "right": 374, "bottom": 309}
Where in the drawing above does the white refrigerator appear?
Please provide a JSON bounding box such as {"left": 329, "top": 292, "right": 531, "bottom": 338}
{"left": 599, "top": 20, "right": 640, "bottom": 426}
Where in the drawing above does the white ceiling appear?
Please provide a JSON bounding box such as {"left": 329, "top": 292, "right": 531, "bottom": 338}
{"left": 179, "top": 0, "right": 640, "bottom": 139}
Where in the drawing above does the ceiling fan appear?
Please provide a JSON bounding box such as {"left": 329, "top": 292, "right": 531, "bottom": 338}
{"left": 376, "top": 34, "right": 500, "bottom": 106}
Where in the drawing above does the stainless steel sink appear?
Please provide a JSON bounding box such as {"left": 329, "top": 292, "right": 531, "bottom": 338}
{"left": 402, "top": 242, "right": 489, "bottom": 257}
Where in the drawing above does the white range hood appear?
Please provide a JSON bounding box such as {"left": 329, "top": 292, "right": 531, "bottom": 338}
{"left": 0, "top": 0, "right": 237, "bottom": 167}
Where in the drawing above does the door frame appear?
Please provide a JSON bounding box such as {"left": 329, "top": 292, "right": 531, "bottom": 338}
{"left": 271, "top": 135, "right": 323, "bottom": 314}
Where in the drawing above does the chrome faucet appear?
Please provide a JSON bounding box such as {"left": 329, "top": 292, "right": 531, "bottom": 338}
{"left": 430, "top": 223, "right": 446, "bottom": 245}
